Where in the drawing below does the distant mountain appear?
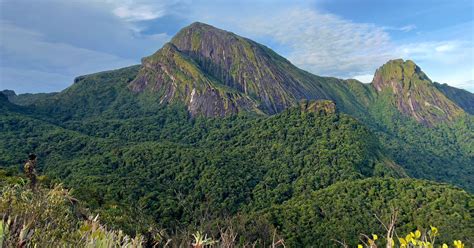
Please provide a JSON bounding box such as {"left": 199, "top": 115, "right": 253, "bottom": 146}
{"left": 372, "top": 59, "right": 464, "bottom": 126}
{"left": 434, "top": 82, "right": 474, "bottom": 115}
{"left": 0, "top": 91, "right": 22, "bottom": 112}
{"left": 1, "top": 90, "right": 16, "bottom": 100}
{"left": 1, "top": 90, "right": 58, "bottom": 107}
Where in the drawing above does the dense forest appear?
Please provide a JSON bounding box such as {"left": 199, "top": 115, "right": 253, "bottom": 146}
{"left": 1, "top": 90, "right": 473, "bottom": 246}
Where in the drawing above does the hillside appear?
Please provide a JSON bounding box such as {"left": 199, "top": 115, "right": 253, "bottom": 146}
{"left": 268, "top": 178, "right": 473, "bottom": 247}
{"left": 4, "top": 23, "right": 472, "bottom": 191}
{"left": 434, "top": 82, "right": 474, "bottom": 115}
{"left": 0, "top": 100, "right": 406, "bottom": 230}
{"left": 3, "top": 92, "right": 472, "bottom": 246}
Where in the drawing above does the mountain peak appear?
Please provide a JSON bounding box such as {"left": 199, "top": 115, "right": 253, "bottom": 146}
{"left": 171, "top": 22, "right": 233, "bottom": 42}
{"left": 372, "top": 59, "right": 463, "bottom": 125}
{"left": 183, "top": 21, "right": 216, "bottom": 30}
{"left": 170, "top": 22, "right": 240, "bottom": 55}
{"left": 372, "top": 59, "right": 429, "bottom": 92}
{"left": 128, "top": 23, "right": 466, "bottom": 122}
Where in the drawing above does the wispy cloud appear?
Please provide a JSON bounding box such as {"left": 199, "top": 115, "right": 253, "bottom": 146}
{"left": 237, "top": 7, "right": 394, "bottom": 78}
{"left": 113, "top": 5, "right": 165, "bottom": 21}
{"left": 383, "top": 24, "right": 417, "bottom": 32}
{"left": 453, "top": 80, "right": 474, "bottom": 92}
{"left": 104, "top": 0, "right": 183, "bottom": 25}
{"left": 396, "top": 40, "right": 473, "bottom": 90}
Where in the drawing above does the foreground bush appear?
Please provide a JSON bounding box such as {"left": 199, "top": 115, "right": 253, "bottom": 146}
{"left": 0, "top": 182, "right": 143, "bottom": 247}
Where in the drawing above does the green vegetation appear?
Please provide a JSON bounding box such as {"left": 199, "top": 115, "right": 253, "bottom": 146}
{"left": 367, "top": 90, "right": 474, "bottom": 191}
{"left": 1, "top": 95, "right": 472, "bottom": 246}
{"left": 434, "top": 82, "right": 474, "bottom": 115}
{"left": 1, "top": 172, "right": 471, "bottom": 247}
{"left": 0, "top": 99, "right": 403, "bottom": 232}
{"left": 266, "top": 178, "right": 473, "bottom": 247}
{"left": 0, "top": 181, "right": 145, "bottom": 247}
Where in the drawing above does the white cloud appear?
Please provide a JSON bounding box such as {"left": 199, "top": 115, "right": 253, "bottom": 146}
{"left": 352, "top": 74, "right": 374, "bottom": 83}
{"left": 399, "top": 25, "right": 416, "bottom": 32}
{"left": 113, "top": 5, "right": 165, "bottom": 21}
{"left": 435, "top": 44, "right": 456, "bottom": 52}
{"left": 0, "top": 0, "right": 171, "bottom": 93}
{"left": 398, "top": 41, "right": 466, "bottom": 59}
{"left": 101, "top": 0, "right": 181, "bottom": 22}
{"left": 383, "top": 24, "right": 416, "bottom": 32}
{"left": 452, "top": 80, "right": 474, "bottom": 92}
{"left": 396, "top": 40, "right": 473, "bottom": 86}
{"left": 237, "top": 8, "right": 394, "bottom": 78}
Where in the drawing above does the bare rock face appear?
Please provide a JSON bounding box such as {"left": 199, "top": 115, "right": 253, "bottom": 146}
{"left": 372, "top": 59, "right": 464, "bottom": 125}
{"left": 299, "top": 100, "right": 336, "bottom": 115}
{"left": 168, "top": 22, "right": 335, "bottom": 114}
{"left": 128, "top": 43, "right": 259, "bottom": 117}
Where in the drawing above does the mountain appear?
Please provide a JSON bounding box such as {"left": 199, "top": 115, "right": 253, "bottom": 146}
{"left": 0, "top": 91, "right": 24, "bottom": 113}
{"left": 129, "top": 23, "right": 471, "bottom": 127}
{"left": 11, "top": 23, "right": 468, "bottom": 126}
{"left": 129, "top": 22, "right": 374, "bottom": 118}
{"left": 2, "top": 90, "right": 58, "bottom": 107}
{"left": 372, "top": 59, "right": 464, "bottom": 126}
{"left": 2, "top": 23, "right": 471, "bottom": 188}
{"left": 1, "top": 90, "right": 16, "bottom": 100}
{"left": 2, "top": 23, "right": 472, "bottom": 191}
{"left": 434, "top": 82, "right": 474, "bottom": 115}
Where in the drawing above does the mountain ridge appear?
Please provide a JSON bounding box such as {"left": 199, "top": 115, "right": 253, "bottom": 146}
{"left": 4, "top": 22, "right": 471, "bottom": 126}
{"left": 129, "top": 22, "right": 470, "bottom": 126}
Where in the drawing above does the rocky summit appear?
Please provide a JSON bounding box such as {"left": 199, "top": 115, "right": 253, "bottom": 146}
{"left": 372, "top": 59, "right": 464, "bottom": 125}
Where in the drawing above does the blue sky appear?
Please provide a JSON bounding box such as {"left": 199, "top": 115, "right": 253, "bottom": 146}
{"left": 0, "top": 0, "right": 473, "bottom": 93}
